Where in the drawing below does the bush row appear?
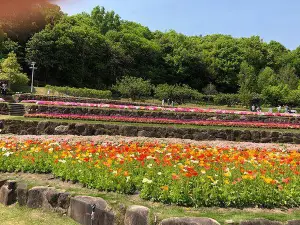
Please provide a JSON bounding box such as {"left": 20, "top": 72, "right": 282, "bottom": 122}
{"left": 45, "top": 85, "right": 112, "bottom": 99}
{"left": 14, "top": 94, "right": 159, "bottom": 106}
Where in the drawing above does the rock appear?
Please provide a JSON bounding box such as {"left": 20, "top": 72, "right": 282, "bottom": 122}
{"left": 68, "top": 196, "right": 115, "bottom": 225}
{"left": 124, "top": 205, "right": 149, "bottom": 225}
{"left": 54, "top": 125, "right": 69, "bottom": 134}
{"left": 45, "top": 189, "right": 60, "bottom": 208}
{"left": 0, "top": 180, "right": 17, "bottom": 206}
{"left": 239, "top": 219, "right": 282, "bottom": 225}
{"left": 160, "top": 217, "right": 220, "bottom": 225}
{"left": 17, "top": 183, "right": 28, "bottom": 206}
{"left": 37, "top": 121, "right": 50, "bottom": 133}
{"left": 27, "top": 127, "right": 37, "bottom": 134}
{"left": 57, "top": 192, "right": 70, "bottom": 209}
{"left": 287, "top": 220, "right": 300, "bottom": 225}
{"left": 225, "top": 220, "right": 238, "bottom": 225}
{"left": 27, "top": 186, "right": 50, "bottom": 209}
{"left": 240, "top": 130, "right": 251, "bottom": 141}
{"left": 75, "top": 124, "right": 86, "bottom": 134}
{"left": 0, "top": 180, "right": 7, "bottom": 188}
{"left": 137, "top": 130, "right": 150, "bottom": 137}
{"left": 281, "top": 135, "right": 293, "bottom": 143}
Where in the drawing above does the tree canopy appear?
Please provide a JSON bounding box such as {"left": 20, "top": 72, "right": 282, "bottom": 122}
{"left": 1, "top": 5, "right": 300, "bottom": 106}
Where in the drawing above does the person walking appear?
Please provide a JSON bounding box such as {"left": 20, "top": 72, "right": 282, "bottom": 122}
{"left": 277, "top": 105, "right": 281, "bottom": 113}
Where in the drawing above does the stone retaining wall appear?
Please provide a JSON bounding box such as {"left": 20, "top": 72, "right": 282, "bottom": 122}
{"left": 1, "top": 119, "right": 300, "bottom": 144}
{"left": 0, "top": 180, "right": 298, "bottom": 225}
{"left": 0, "top": 103, "right": 9, "bottom": 115}
{"left": 15, "top": 94, "right": 159, "bottom": 106}
{"left": 26, "top": 105, "right": 300, "bottom": 124}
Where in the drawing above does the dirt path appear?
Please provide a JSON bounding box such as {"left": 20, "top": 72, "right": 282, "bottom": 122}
{"left": 0, "top": 134, "right": 299, "bottom": 150}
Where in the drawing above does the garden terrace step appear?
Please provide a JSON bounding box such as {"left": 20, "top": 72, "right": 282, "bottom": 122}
{"left": 8, "top": 103, "right": 25, "bottom": 116}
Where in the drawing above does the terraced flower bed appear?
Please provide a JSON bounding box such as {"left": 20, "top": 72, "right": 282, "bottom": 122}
{"left": 24, "top": 113, "right": 300, "bottom": 129}
{"left": 0, "top": 137, "right": 299, "bottom": 208}
{"left": 22, "top": 100, "right": 300, "bottom": 118}
{"left": 26, "top": 104, "right": 300, "bottom": 124}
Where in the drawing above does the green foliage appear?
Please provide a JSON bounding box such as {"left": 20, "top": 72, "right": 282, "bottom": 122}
{"left": 155, "top": 83, "right": 202, "bottom": 104}
{"left": 261, "top": 85, "right": 289, "bottom": 106}
{"left": 213, "top": 94, "right": 240, "bottom": 106}
{"left": 202, "top": 83, "right": 218, "bottom": 95}
{"left": 91, "top": 6, "right": 121, "bottom": 34}
{"left": 257, "top": 67, "right": 278, "bottom": 92}
{"left": 45, "top": 85, "right": 112, "bottom": 99}
{"left": 0, "top": 52, "right": 29, "bottom": 86}
{"left": 284, "top": 90, "right": 300, "bottom": 107}
{"left": 278, "top": 65, "right": 299, "bottom": 90}
{"left": 113, "top": 76, "right": 152, "bottom": 101}
{"left": 238, "top": 62, "right": 257, "bottom": 106}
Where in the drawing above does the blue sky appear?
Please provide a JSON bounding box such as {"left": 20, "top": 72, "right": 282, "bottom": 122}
{"left": 57, "top": 0, "right": 300, "bottom": 50}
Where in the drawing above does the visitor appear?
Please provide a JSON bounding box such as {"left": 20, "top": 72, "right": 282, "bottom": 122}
{"left": 277, "top": 105, "right": 281, "bottom": 113}
{"left": 162, "top": 99, "right": 165, "bottom": 106}
{"left": 251, "top": 105, "right": 256, "bottom": 112}
{"left": 285, "top": 105, "right": 289, "bottom": 113}
{"left": 268, "top": 108, "right": 273, "bottom": 113}
{"left": 2, "top": 83, "right": 7, "bottom": 96}
{"left": 256, "top": 106, "right": 261, "bottom": 112}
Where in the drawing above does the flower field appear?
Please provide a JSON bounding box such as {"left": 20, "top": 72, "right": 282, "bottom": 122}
{"left": 21, "top": 100, "right": 300, "bottom": 118}
{"left": 25, "top": 113, "right": 300, "bottom": 129}
{"left": 0, "top": 137, "right": 299, "bottom": 208}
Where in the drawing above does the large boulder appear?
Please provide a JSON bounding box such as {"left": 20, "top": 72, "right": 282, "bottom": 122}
{"left": 124, "top": 205, "right": 149, "bottom": 225}
{"left": 160, "top": 217, "right": 220, "bottom": 225}
{"left": 0, "top": 180, "right": 17, "bottom": 206}
{"left": 54, "top": 125, "right": 69, "bottom": 134}
{"left": 17, "top": 183, "right": 28, "bottom": 206}
{"left": 27, "top": 186, "right": 51, "bottom": 209}
{"left": 68, "top": 196, "right": 115, "bottom": 225}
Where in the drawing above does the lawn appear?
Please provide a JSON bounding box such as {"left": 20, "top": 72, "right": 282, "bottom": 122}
{"left": 0, "top": 204, "right": 77, "bottom": 225}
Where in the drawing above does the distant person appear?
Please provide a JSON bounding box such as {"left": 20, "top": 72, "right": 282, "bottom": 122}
{"left": 285, "top": 105, "right": 289, "bottom": 113}
{"left": 2, "top": 83, "right": 7, "bottom": 95}
{"left": 277, "top": 105, "right": 281, "bottom": 113}
{"left": 251, "top": 105, "right": 256, "bottom": 112}
{"left": 256, "top": 106, "right": 261, "bottom": 112}
{"left": 162, "top": 99, "right": 165, "bottom": 106}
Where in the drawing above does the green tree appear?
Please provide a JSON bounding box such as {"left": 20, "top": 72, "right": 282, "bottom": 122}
{"left": 113, "top": 76, "right": 152, "bottom": 101}
{"left": 238, "top": 62, "right": 257, "bottom": 106}
{"left": 91, "top": 6, "right": 121, "bottom": 34}
{"left": 257, "top": 67, "right": 278, "bottom": 93}
{"left": 261, "top": 85, "right": 289, "bottom": 106}
{"left": 278, "top": 65, "right": 299, "bottom": 90}
{"left": 0, "top": 52, "right": 29, "bottom": 86}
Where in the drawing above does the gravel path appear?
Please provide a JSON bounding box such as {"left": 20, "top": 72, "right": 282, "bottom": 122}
{"left": 0, "top": 135, "right": 299, "bottom": 150}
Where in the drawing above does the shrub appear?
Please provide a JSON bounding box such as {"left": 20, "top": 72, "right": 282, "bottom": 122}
{"left": 45, "top": 85, "right": 112, "bottom": 99}
{"left": 113, "top": 76, "right": 152, "bottom": 101}
{"left": 155, "top": 84, "right": 203, "bottom": 104}
{"left": 213, "top": 94, "right": 240, "bottom": 106}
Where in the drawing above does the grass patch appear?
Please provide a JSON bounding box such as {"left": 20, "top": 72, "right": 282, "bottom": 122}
{"left": 0, "top": 204, "right": 77, "bottom": 225}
